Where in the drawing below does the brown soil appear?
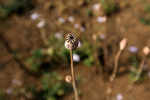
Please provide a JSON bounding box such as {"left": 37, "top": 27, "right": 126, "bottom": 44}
{"left": 0, "top": 0, "right": 150, "bottom": 100}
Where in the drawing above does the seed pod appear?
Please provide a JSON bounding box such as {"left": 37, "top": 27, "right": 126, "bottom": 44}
{"left": 64, "top": 33, "right": 79, "bottom": 50}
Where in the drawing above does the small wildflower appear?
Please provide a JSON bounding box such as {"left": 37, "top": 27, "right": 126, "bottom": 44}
{"left": 116, "top": 93, "right": 123, "bottom": 100}
{"left": 12, "top": 79, "right": 22, "bottom": 86}
{"left": 65, "top": 75, "right": 72, "bottom": 83}
{"left": 80, "top": 27, "right": 85, "bottom": 32}
{"left": 120, "top": 38, "right": 127, "bottom": 50}
{"left": 92, "top": 3, "right": 101, "bottom": 11}
{"left": 74, "top": 24, "right": 80, "bottom": 29}
{"left": 6, "top": 88, "right": 13, "bottom": 95}
{"left": 68, "top": 16, "right": 75, "bottom": 23}
{"left": 58, "top": 17, "right": 65, "bottom": 23}
{"left": 78, "top": 41, "right": 82, "bottom": 48}
{"left": 73, "top": 53, "right": 80, "bottom": 62}
{"left": 55, "top": 32, "right": 63, "bottom": 39}
{"left": 99, "top": 34, "right": 106, "bottom": 40}
{"left": 128, "top": 46, "right": 138, "bottom": 53}
{"left": 97, "top": 16, "right": 107, "bottom": 23}
{"left": 30, "top": 12, "right": 40, "bottom": 20}
{"left": 37, "top": 20, "right": 46, "bottom": 28}
{"left": 143, "top": 46, "right": 150, "bottom": 56}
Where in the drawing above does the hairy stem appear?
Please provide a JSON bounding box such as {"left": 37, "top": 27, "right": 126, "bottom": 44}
{"left": 70, "top": 49, "right": 79, "bottom": 100}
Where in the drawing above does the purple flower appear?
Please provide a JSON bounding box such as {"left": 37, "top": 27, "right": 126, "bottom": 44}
{"left": 116, "top": 93, "right": 123, "bottom": 100}
{"left": 99, "top": 34, "right": 105, "bottom": 40}
{"left": 6, "top": 88, "right": 13, "bottom": 94}
{"left": 97, "top": 16, "right": 107, "bottom": 23}
{"left": 128, "top": 46, "right": 138, "bottom": 53}
{"left": 30, "top": 12, "right": 40, "bottom": 20}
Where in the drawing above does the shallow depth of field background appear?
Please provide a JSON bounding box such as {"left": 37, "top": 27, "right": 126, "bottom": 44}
{"left": 0, "top": 0, "right": 150, "bottom": 100}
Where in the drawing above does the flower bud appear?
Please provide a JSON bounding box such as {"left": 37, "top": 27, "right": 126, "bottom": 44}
{"left": 65, "top": 75, "right": 72, "bottom": 83}
{"left": 120, "top": 38, "right": 127, "bottom": 50}
{"left": 143, "top": 46, "right": 150, "bottom": 56}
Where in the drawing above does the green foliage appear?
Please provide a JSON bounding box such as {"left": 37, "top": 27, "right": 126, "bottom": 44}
{"left": 86, "top": 9, "right": 93, "bottom": 17}
{"left": 48, "top": 34, "right": 95, "bottom": 67}
{"left": 128, "top": 56, "right": 139, "bottom": 68}
{"left": 48, "top": 35, "right": 72, "bottom": 66}
{"left": 26, "top": 34, "right": 66, "bottom": 72}
{"left": 0, "top": 6, "right": 10, "bottom": 19}
{"left": 140, "top": 17, "right": 150, "bottom": 25}
{"left": 83, "top": 56, "right": 94, "bottom": 67}
{"left": 128, "top": 56, "right": 144, "bottom": 82}
{"left": 41, "top": 72, "right": 72, "bottom": 100}
{"left": 74, "top": 41, "right": 94, "bottom": 67}
{"left": 26, "top": 85, "right": 37, "bottom": 94}
{"left": 0, "top": 90, "right": 6, "bottom": 100}
{"left": 0, "top": 0, "right": 33, "bottom": 19}
{"left": 23, "top": 72, "right": 72, "bottom": 100}
{"left": 26, "top": 34, "right": 95, "bottom": 72}
{"left": 139, "top": 4, "right": 150, "bottom": 25}
{"left": 26, "top": 49, "right": 44, "bottom": 72}
{"left": 144, "top": 4, "right": 150, "bottom": 13}
{"left": 101, "top": 0, "right": 118, "bottom": 15}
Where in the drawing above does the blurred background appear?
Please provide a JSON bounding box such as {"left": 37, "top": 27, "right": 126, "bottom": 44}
{"left": 0, "top": 0, "right": 150, "bottom": 100}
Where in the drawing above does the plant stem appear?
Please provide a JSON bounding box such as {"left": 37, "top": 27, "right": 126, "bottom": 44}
{"left": 70, "top": 49, "right": 79, "bottom": 100}
{"left": 107, "top": 50, "right": 122, "bottom": 100}
{"left": 110, "top": 50, "right": 122, "bottom": 81}
{"left": 134, "top": 57, "right": 146, "bottom": 82}
{"left": 40, "top": 28, "right": 49, "bottom": 46}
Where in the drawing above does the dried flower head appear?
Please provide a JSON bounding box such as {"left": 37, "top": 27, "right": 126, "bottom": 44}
{"left": 120, "top": 38, "right": 127, "bottom": 50}
{"left": 65, "top": 75, "right": 72, "bottom": 83}
{"left": 143, "top": 46, "right": 150, "bottom": 56}
{"left": 64, "top": 33, "right": 79, "bottom": 50}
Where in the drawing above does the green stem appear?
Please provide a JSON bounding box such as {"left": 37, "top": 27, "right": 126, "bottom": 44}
{"left": 134, "top": 57, "right": 146, "bottom": 82}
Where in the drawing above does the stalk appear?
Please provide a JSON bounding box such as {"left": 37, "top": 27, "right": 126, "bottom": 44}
{"left": 70, "top": 49, "right": 79, "bottom": 100}
{"left": 110, "top": 50, "right": 122, "bottom": 81}
{"left": 134, "top": 57, "right": 146, "bottom": 82}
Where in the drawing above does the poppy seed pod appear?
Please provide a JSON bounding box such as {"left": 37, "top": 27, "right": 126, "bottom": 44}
{"left": 120, "top": 38, "right": 127, "bottom": 50}
{"left": 64, "top": 33, "right": 79, "bottom": 50}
